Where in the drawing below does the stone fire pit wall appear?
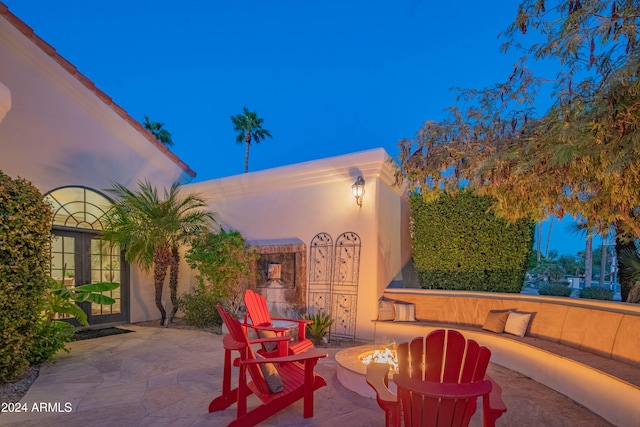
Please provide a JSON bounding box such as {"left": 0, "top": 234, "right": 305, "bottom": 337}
{"left": 247, "top": 238, "right": 307, "bottom": 318}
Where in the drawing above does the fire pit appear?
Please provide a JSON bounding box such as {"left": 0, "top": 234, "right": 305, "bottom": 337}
{"left": 360, "top": 346, "right": 398, "bottom": 372}
{"left": 335, "top": 344, "right": 398, "bottom": 398}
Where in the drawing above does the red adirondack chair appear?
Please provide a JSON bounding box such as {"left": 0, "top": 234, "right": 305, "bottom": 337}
{"left": 243, "top": 289, "right": 314, "bottom": 356}
{"left": 366, "top": 329, "right": 507, "bottom": 427}
{"left": 210, "top": 304, "right": 328, "bottom": 427}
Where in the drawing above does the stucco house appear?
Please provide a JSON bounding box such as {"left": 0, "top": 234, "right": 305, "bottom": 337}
{"left": 0, "top": 3, "right": 411, "bottom": 340}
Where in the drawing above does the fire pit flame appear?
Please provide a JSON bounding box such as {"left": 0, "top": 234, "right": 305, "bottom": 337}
{"left": 360, "top": 347, "right": 398, "bottom": 372}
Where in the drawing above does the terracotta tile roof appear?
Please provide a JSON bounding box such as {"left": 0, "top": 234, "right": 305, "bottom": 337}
{"left": 0, "top": 2, "right": 196, "bottom": 178}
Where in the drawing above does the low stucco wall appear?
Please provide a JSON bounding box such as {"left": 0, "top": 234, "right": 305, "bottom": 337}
{"left": 382, "top": 289, "right": 640, "bottom": 366}
{"left": 373, "top": 289, "right": 640, "bottom": 427}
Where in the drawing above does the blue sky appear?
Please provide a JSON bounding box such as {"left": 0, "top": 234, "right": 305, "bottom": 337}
{"left": 5, "top": 1, "right": 598, "bottom": 256}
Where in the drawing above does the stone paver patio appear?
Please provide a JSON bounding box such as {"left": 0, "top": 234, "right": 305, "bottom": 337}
{"left": 0, "top": 326, "right": 612, "bottom": 426}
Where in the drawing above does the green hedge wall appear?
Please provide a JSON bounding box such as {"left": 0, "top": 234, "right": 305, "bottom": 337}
{"left": 410, "top": 191, "right": 535, "bottom": 293}
{"left": 0, "top": 171, "right": 52, "bottom": 383}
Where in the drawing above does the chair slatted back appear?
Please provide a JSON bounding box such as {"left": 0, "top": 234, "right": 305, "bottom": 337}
{"left": 396, "top": 329, "right": 492, "bottom": 427}
{"left": 244, "top": 289, "right": 273, "bottom": 327}
{"left": 216, "top": 304, "right": 271, "bottom": 396}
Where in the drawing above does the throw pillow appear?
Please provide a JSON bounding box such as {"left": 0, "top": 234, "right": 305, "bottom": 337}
{"left": 257, "top": 356, "right": 284, "bottom": 393}
{"left": 482, "top": 310, "right": 510, "bottom": 333}
{"left": 504, "top": 311, "right": 532, "bottom": 337}
{"left": 377, "top": 299, "right": 395, "bottom": 321}
{"left": 258, "top": 328, "right": 278, "bottom": 352}
{"left": 393, "top": 302, "right": 416, "bottom": 322}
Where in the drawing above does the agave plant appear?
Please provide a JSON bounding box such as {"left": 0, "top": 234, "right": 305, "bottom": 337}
{"left": 302, "top": 310, "right": 334, "bottom": 346}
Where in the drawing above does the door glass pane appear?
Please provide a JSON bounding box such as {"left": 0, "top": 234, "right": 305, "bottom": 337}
{"left": 90, "top": 239, "right": 121, "bottom": 315}
{"left": 50, "top": 234, "right": 76, "bottom": 320}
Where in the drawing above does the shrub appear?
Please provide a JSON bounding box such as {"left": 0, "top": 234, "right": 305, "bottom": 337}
{"left": 28, "top": 320, "right": 74, "bottom": 365}
{"left": 0, "top": 171, "right": 52, "bottom": 383}
{"left": 538, "top": 282, "right": 572, "bottom": 297}
{"left": 26, "top": 278, "right": 121, "bottom": 364}
{"left": 178, "top": 286, "right": 222, "bottom": 327}
{"left": 410, "top": 191, "right": 535, "bottom": 293}
{"left": 579, "top": 287, "right": 614, "bottom": 301}
{"left": 185, "top": 229, "right": 254, "bottom": 316}
{"left": 302, "top": 311, "right": 334, "bottom": 346}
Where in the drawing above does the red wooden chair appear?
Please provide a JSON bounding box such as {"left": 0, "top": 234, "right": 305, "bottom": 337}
{"left": 366, "top": 329, "right": 507, "bottom": 427}
{"left": 243, "top": 289, "right": 314, "bottom": 356}
{"left": 210, "top": 304, "right": 328, "bottom": 427}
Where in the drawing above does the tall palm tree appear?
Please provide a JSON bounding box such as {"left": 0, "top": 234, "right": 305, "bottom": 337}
{"left": 143, "top": 115, "right": 173, "bottom": 146}
{"left": 102, "top": 181, "right": 214, "bottom": 325}
{"left": 230, "top": 107, "right": 272, "bottom": 173}
{"left": 584, "top": 235, "right": 593, "bottom": 288}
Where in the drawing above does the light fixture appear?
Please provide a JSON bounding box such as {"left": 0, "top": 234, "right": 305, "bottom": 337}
{"left": 352, "top": 176, "right": 365, "bottom": 207}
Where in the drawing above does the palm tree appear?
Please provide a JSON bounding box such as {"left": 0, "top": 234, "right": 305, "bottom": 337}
{"left": 143, "top": 115, "right": 173, "bottom": 146}
{"left": 584, "top": 235, "right": 593, "bottom": 288}
{"left": 568, "top": 221, "right": 595, "bottom": 288}
{"left": 230, "top": 107, "right": 272, "bottom": 173}
{"left": 102, "top": 181, "right": 214, "bottom": 325}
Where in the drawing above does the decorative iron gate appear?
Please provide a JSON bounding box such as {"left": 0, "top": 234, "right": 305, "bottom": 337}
{"left": 307, "top": 231, "right": 361, "bottom": 340}
{"left": 307, "top": 233, "right": 333, "bottom": 315}
{"left": 330, "top": 232, "right": 361, "bottom": 339}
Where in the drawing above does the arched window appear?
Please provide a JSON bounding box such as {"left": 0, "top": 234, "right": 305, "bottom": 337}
{"left": 45, "top": 186, "right": 111, "bottom": 230}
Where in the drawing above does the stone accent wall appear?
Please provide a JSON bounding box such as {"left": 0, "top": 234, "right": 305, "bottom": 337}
{"left": 248, "top": 239, "right": 307, "bottom": 317}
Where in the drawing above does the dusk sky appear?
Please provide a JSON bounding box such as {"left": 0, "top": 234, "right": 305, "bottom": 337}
{"left": 5, "top": 1, "right": 599, "bottom": 256}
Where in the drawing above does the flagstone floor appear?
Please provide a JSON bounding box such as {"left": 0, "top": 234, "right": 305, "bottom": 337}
{"left": 0, "top": 325, "right": 612, "bottom": 426}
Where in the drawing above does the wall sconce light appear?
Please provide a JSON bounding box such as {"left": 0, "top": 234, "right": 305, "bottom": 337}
{"left": 352, "top": 176, "right": 365, "bottom": 207}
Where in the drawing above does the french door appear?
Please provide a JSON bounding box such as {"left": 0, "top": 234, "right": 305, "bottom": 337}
{"left": 50, "top": 229, "right": 128, "bottom": 325}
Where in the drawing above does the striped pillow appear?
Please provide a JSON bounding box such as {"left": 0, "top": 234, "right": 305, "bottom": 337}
{"left": 393, "top": 303, "right": 416, "bottom": 322}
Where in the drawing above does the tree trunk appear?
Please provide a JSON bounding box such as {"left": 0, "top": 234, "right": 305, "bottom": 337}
{"left": 599, "top": 243, "right": 607, "bottom": 287}
{"left": 545, "top": 217, "right": 553, "bottom": 257}
{"left": 584, "top": 236, "right": 593, "bottom": 288}
{"left": 537, "top": 222, "right": 542, "bottom": 265}
{"left": 153, "top": 247, "right": 171, "bottom": 326}
{"left": 244, "top": 132, "right": 251, "bottom": 173}
{"left": 615, "top": 222, "right": 637, "bottom": 302}
{"left": 168, "top": 246, "right": 180, "bottom": 324}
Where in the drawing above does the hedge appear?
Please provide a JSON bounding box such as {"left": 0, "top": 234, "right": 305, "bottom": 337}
{"left": 410, "top": 190, "right": 535, "bottom": 293}
{"left": 0, "top": 171, "right": 52, "bottom": 383}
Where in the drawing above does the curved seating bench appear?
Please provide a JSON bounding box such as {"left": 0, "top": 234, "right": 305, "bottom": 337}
{"left": 372, "top": 289, "right": 640, "bottom": 427}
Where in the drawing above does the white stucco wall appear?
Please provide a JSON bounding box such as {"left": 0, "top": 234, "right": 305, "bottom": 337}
{"left": 0, "top": 8, "right": 411, "bottom": 331}
{"left": 0, "top": 10, "right": 194, "bottom": 324}
{"left": 181, "top": 148, "right": 410, "bottom": 340}
{"left": 0, "top": 79, "right": 10, "bottom": 123}
{"left": 0, "top": 16, "right": 191, "bottom": 192}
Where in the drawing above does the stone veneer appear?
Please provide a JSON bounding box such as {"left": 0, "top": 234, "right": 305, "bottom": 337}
{"left": 247, "top": 238, "right": 307, "bottom": 317}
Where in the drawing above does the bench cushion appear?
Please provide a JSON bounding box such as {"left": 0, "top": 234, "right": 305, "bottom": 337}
{"left": 504, "top": 311, "right": 532, "bottom": 337}
{"left": 393, "top": 302, "right": 416, "bottom": 322}
{"left": 377, "top": 299, "right": 395, "bottom": 321}
{"left": 482, "top": 310, "right": 510, "bottom": 333}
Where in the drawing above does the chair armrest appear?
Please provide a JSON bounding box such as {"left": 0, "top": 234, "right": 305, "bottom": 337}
{"left": 242, "top": 323, "right": 289, "bottom": 334}
{"left": 269, "top": 318, "right": 313, "bottom": 341}
{"left": 486, "top": 375, "right": 507, "bottom": 413}
{"left": 222, "top": 334, "right": 247, "bottom": 351}
{"left": 271, "top": 317, "right": 313, "bottom": 326}
{"left": 394, "top": 376, "right": 492, "bottom": 399}
{"left": 366, "top": 362, "right": 397, "bottom": 405}
{"left": 240, "top": 348, "right": 328, "bottom": 365}
{"left": 250, "top": 336, "right": 292, "bottom": 345}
